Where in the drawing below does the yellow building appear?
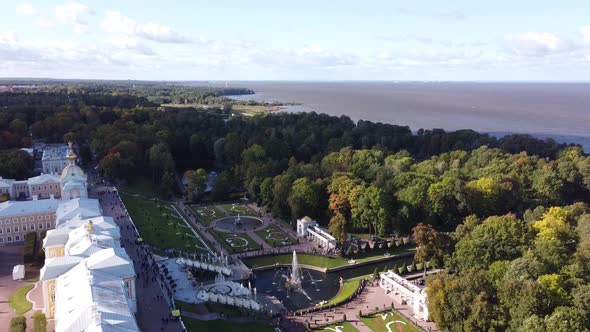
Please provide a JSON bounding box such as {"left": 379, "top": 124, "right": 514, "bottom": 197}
{"left": 0, "top": 198, "right": 59, "bottom": 245}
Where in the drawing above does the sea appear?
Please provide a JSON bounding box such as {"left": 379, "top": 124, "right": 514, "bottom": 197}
{"left": 217, "top": 81, "right": 590, "bottom": 152}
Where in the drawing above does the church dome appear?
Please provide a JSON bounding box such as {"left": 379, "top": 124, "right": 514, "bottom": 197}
{"left": 60, "top": 142, "right": 88, "bottom": 201}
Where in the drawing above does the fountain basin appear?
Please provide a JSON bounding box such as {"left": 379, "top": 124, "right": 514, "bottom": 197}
{"left": 214, "top": 216, "right": 263, "bottom": 232}
{"left": 252, "top": 267, "right": 341, "bottom": 311}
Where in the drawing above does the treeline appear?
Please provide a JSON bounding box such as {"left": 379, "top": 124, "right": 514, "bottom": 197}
{"left": 0, "top": 86, "right": 587, "bottom": 234}
{"left": 424, "top": 203, "right": 590, "bottom": 331}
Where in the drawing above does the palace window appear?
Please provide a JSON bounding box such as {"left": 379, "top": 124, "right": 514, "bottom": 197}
{"left": 30, "top": 224, "right": 35, "bottom": 231}
{"left": 39, "top": 223, "right": 43, "bottom": 230}
{"left": 6, "top": 236, "right": 11, "bottom": 242}
{"left": 14, "top": 226, "right": 19, "bottom": 233}
{"left": 22, "top": 224, "right": 27, "bottom": 232}
{"left": 46, "top": 222, "right": 51, "bottom": 228}
{"left": 15, "top": 235, "right": 20, "bottom": 241}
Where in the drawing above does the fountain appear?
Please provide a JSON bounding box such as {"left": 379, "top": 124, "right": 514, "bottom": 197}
{"left": 288, "top": 251, "right": 302, "bottom": 289}
{"left": 235, "top": 214, "right": 242, "bottom": 226}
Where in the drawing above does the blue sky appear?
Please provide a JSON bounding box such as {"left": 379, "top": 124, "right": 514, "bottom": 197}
{"left": 1, "top": 0, "right": 589, "bottom": 80}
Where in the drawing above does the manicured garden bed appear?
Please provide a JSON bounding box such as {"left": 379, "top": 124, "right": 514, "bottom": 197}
{"left": 189, "top": 204, "right": 224, "bottom": 225}
{"left": 313, "top": 321, "right": 360, "bottom": 331}
{"left": 219, "top": 203, "right": 258, "bottom": 216}
{"left": 361, "top": 310, "right": 422, "bottom": 332}
{"left": 255, "top": 224, "right": 296, "bottom": 247}
{"left": 209, "top": 230, "right": 261, "bottom": 253}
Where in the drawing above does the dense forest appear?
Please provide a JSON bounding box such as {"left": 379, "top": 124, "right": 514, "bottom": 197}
{"left": 1, "top": 83, "right": 590, "bottom": 330}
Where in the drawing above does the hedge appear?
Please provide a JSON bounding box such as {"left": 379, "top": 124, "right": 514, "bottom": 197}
{"left": 23, "top": 232, "right": 37, "bottom": 264}
{"left": 33, "top": 311, "right": 47, "bottom": 332}
{"left": 10, "top": 316, "right": 26, "bottom": 332}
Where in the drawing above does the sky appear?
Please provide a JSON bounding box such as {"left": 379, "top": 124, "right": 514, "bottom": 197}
{"left": 1, "top": 0, "right": 590, "bottom": 81}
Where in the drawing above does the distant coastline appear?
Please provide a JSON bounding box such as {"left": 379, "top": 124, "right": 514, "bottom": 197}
{"left": 226, "top": 81, "right": 590, "bottom": 152}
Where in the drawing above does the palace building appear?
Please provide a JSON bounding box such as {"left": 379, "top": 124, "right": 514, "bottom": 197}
{"left": 3, "top": 142, "right": 139, "bottom": 331}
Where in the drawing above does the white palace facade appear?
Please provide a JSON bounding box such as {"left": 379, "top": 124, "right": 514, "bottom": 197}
{"left": 1, "top": 143, "right": 139, "bottom": 331}
{"left": 379, "top": 270, "right": 430, "bottom": 321}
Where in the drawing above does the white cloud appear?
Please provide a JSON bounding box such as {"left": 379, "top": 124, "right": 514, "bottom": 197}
{"left": 101, "top": 11, "right": 190, "bottom": 43}
{"left": 107, "top": 36, "right": 154, "bottom": 56}
{"left": 0, "top": 32, "right": 18, "bottom": 45}
{"left": 506, "top": 32, "right": 572, "bottom": 57}
{"left": 55, "top": 1, "right": 94, "bottom": 34}
{"left": 16, "top": 2, "right": 36, "bottom": 16}
{"left": 36, "top": 18, "right": 56, "bottom": 28}
{"left": 581, "top": 26, "right": 590, "bottom": 44}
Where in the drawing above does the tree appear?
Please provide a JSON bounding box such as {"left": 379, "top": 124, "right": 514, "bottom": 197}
{"left": 161, "top": 171, "right": 176, "bottom": 198}
{"left": 351, "top": 185, "right": 390, "bottom": 237}
{"left": 288, "top": 178, "right": 320, "bottom": 219}
{"left": 426, "top": 270, "right": 503, "bottom": 332}
{"left": 187, "top": 168, "right": 207, "bottom": 202}
{"left": 412, "top": 223, "right": 452, "bottom": 275}
{"left": 259, "top": 177, "right": 274, "bottom": 206}
{"left": 450, "top": 214, "right": 530, "bottom": 271}
{"left": 212, "top": 171, "right": 232, "bottom": 201}
{"left": 328, "top": 212, "right": 347, "bottom": 243}
{"left": 0, "top": 149, "right": 34, "bottom": 179}
{"left": 544, "top": 306, "right": 590, "bottom": 332}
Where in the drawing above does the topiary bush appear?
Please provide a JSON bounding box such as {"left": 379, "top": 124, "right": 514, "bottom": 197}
{"left": 10, "top": 316, "right": 26, "bottom": 332}
{"left": 33, "top": 311, "right": 46, "bottom": 332}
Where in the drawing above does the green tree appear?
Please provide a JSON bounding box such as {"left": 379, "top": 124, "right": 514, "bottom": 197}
{"left": 328, "top": 212, "right": 347, "bottom": 243}
{"left": 288, "top": 178, "right": 321, "bottom": 219}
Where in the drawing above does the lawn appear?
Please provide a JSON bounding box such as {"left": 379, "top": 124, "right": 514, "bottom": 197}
{"left": 325, "top": 279, "right": 362, "bottom": 307}
{"left": 182, "top": 317, "right": 275, "bottom": 332}
{"left": 255, "top": 224, "right": 296, "bottom": 247}
{"left": 209, "top": 230, "right": 261, "bottom": 253}
{"left": 120, "top": 192, "right": 209, "bottom": 253}
{"left": 361, "top": 310, "right": 423, "bottom": 332}
{"left": 219, "top": 203, "right": 258, "bottom": 216}
{"left": 189, "top": 204, "right": 224, "bottom": 225}
{"left": 9, "top": 284, "right": 34, "bottom": 315}
{"left": 244, "top": 245, "right": 416, "bottom": 270}
{"left": 314, "top": 322, "right": 360, "bottom": 332}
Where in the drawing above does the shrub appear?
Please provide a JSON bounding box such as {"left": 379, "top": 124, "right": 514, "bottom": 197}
{"left": 23, "top": 232, "right": 37, "bottom": 264}
{"left": 33, "top": 311, "right": 46, "bottom": 332}
{"left": 416, "top": 262, "right": 424, "bottom": 270}
{"left": 391, "top": 264, "right": 399, "bottom": 273}
{"left": 409, "top": 261, "right": 416, "bottom": 273}
{"left": 399, "top": 261, "right": 407, "bottom": 274}
{"left": 10, "top": 316, "right": 26, "bottom": 332}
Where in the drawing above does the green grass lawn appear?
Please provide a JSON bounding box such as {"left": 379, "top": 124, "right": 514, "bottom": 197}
{"left": 9, "top": 284, "right": 34, "bottom": 315}
{"left": 254, "top": 224, "right": 296, "bottom": 247}
{"left": 314, "top": 321, "right": 360, "bottom": 332}
{"left": 325, "top": 279, "right": 362, "bottom": 307}
{"left": 182, "top": 317, "right": 275, "bottom": 332}
{"left": 244, "top": 245, "right": 416, "bottom": 269}
{"left": 361, "top": 310, "right": 422, "bottom": 332}
{"left": 189, "top": 204, "right": 224, "bottom": 225}
{"left": 209, "top": 230, "right": 261, "bottom": 253}
{"left": 120, "top": 192, "right": 208, "bottom": 253}
{"left": 219, "top": 203, "right": 258, "bottom": 216}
